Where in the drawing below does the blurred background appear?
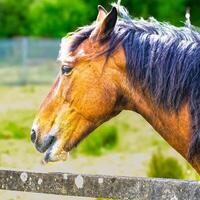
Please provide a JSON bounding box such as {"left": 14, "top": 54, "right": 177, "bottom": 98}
{"left": 0, "top": 0, "right": 199, "bottom": 199}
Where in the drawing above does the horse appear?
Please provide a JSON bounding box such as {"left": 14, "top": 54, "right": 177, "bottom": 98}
{"left": 31, "top": 4, "right": 200, "bottom": 174}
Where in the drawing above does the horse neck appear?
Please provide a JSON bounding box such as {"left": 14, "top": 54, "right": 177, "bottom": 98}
{"left": 123, "top": 84, "right": 200, "bottom": 173}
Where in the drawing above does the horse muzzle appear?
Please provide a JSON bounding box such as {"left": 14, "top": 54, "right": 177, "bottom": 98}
{"left": 31, "top": 126, "right": 69, "bottom": 163}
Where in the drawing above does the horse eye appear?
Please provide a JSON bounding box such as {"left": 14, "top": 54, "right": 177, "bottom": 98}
{"left": 61, "top": 65, "right": 73, "bottom": 76}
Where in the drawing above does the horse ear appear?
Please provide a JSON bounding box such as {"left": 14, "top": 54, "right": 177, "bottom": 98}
{"left": 96, "top": 5, "right": 107, "bottom": 22}
{"left": 90, "top": 7, "right": 117, "bottom": 41}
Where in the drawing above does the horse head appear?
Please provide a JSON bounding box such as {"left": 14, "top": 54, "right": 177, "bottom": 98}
{"left": 31, "top": 6, "right": 131, "bottom": 162}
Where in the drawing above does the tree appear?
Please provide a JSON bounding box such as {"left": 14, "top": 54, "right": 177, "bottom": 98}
{"left": 0, "top": 0, "right": 199, "bottom": 38}
{"left": 29, "top": 0, "right": 89, "bottom": 38}
{"left": 0, "top": 0, "right": 30, "bottom": 37}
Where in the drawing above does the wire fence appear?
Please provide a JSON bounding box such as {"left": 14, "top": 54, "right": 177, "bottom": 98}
{"left": 0, "top": 37, "right": 60, "bottom": 85}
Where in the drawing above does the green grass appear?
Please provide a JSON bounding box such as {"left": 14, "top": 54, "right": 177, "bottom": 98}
{"left": 147, "top": 149, "right": 184, "bottom": 179}
{"left": 0, "top": 85, "right": 48, "bottom": 139}
{"left": 0, "top": 109, "right": 35, "bottom": 139}
{"left": 75, "top": 124, "right": 118, "bottom": 156}
{"left": 0, "top": 64, "right": 58, "bottom": 85}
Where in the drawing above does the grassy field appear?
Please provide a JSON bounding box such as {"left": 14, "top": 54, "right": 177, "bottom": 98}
{"left": 0, "top": 85, "right": 199, "bottom": 200}
{"left": 0, "top": 64, "right": 58, "bottom": 85}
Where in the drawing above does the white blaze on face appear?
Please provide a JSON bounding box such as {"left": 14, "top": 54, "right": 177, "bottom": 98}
{"left": 57, "top": 37, "right": 75, "bottom": 63}
{"left": 53, "top": 75, "right": 63, "bottom": 97}
{"left": 57, "top": 36, "right": 86, "bottom": 64}
{"left": 77, "top": 48, "right": 85, "bottom": 57}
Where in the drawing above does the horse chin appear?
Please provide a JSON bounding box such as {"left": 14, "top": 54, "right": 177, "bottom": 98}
{"left": 40, "top": 123, "right": 92, "bottom": 164}
{"left": 42, "top": 140, "right": 70, "bottom": 164}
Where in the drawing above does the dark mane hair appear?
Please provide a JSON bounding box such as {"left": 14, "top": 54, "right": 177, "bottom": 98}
{"left": 68, "top": 6, "right": 200, "bottom": 161}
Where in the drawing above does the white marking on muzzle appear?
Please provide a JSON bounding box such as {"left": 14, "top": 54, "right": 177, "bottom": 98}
{"left": 48, "top": 126, "right": 59, "bottom": 137}
{"left": 44, "top": 138, "right": 69, "bottom": 162}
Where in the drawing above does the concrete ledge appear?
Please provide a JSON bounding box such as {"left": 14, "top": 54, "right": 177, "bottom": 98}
{"left": 0, "top": 169, "right": 200, "bottom": 199}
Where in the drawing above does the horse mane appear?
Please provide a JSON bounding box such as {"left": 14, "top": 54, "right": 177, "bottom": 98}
{"left": 62, "top": 5, "right": 200, "bottom": 162}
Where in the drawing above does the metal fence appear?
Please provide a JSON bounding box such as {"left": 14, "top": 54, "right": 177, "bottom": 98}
{"left": 0, "top": 37, "right": 60, "bottom": 85}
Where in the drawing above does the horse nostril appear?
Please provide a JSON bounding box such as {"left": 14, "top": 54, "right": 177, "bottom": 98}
{"left": 35, "top": 135, "right": 56, "bottom": 153}
{"left": 31, "top": 129, "right": 37, "bottom": 143}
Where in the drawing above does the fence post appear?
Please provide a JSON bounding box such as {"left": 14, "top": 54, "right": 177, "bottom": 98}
{"left": 21, "top": 37, "right": 28, "bottom": 84}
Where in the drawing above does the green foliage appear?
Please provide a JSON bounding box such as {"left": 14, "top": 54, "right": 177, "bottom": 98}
{"left": 0, "top": 109, "right": 35, "bottom": 139}
{"left": 75, "top": 124, "right": 118, "bottom": 156}
{"left": 156, "top": 0, "right": 185, "bottom": 25}
{"left": 0, "top": 0, "right": 30, "bottom": 37}
{"left": 0, "top": 0, "right": 199, "bottom": 38}
{"left": 147, "top": 149, "right": 184, "bottom": 179}
{"left": 29, "top": 0, "right": 89, "bottom": 38}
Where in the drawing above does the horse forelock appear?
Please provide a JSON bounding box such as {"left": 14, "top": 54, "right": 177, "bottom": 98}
{"left": 58, "top": 5, "right": 200, "bottom": 161}
{"left": 57, "top": 26, "right": 95, "bottom": 63}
